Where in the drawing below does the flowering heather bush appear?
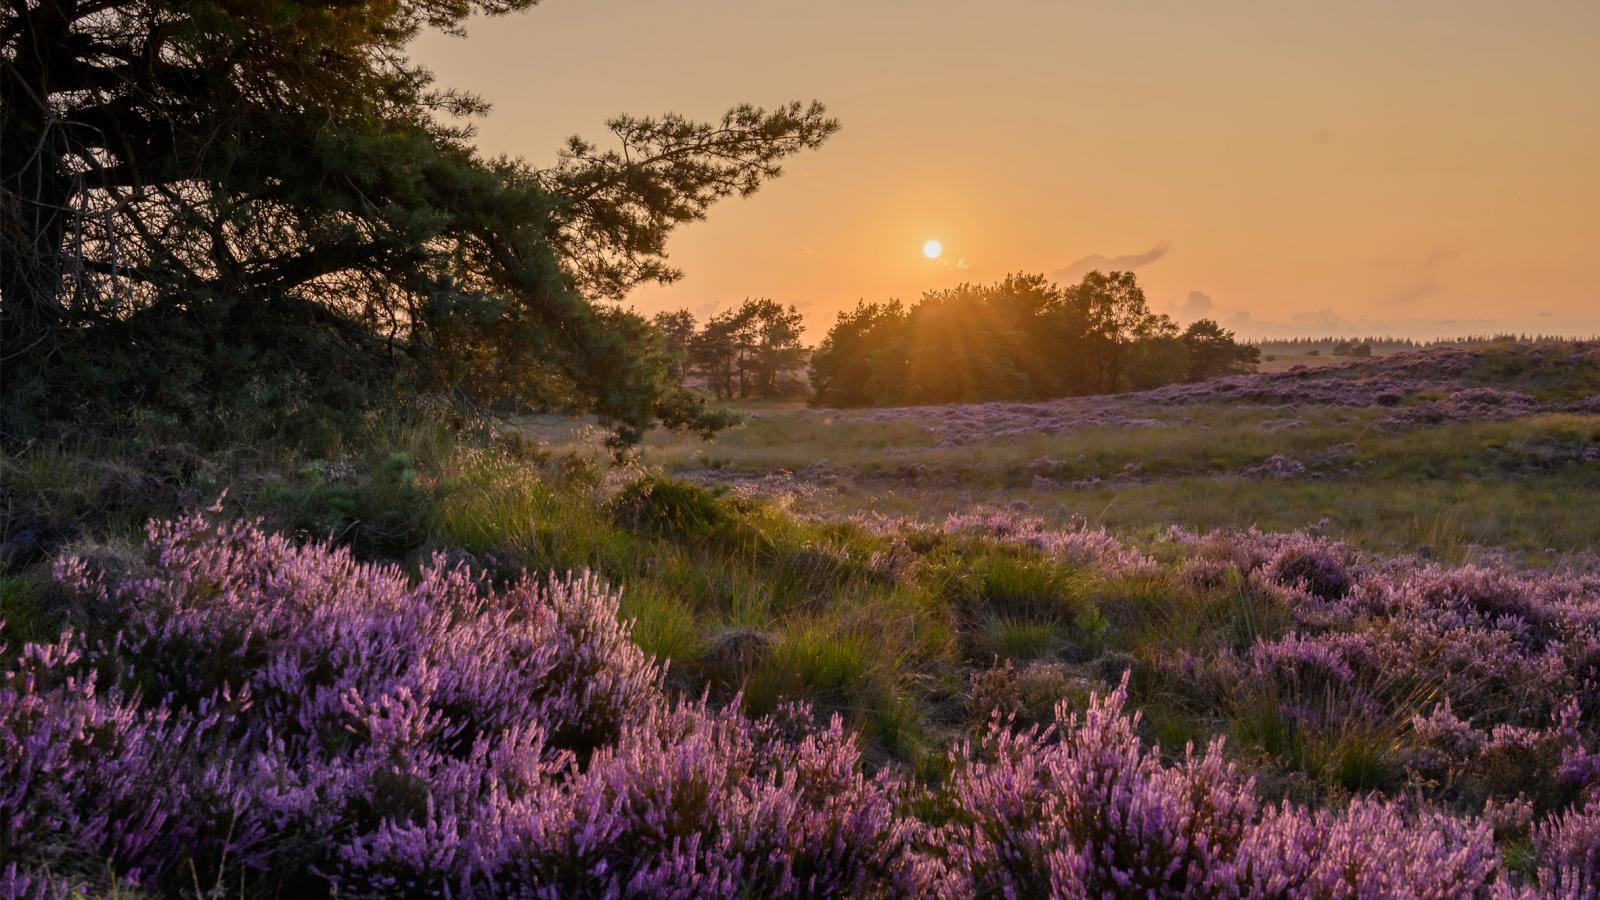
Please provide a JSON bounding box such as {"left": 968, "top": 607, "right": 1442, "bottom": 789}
{"left": 934, "top": 680, "right": 1505, "bottom": 896}
{"left": 1537, "top": 798, "right": 1600, "bottom": 897}
{"left": 1240, "top": 453, "right": 1308, "bottom": 479}
{"left": 7, "top": 509, "right": 1600, "bottom": 895}
{"left": 507, "top": 699, "right": 934, "bottom": 896}
{"left": 945, "top": 510, "right": 1156, "bottom": 574}
{"left": 936, "top": 680, "right": 1259, "bottom": 895}
{"left": 1265, "top": 534, "right": 1354, "bottom": 600}
{"left": 1379, "top": 387, "right": 1541, "bottom": 430}
{"left": 0, "top": 629, "right": 254, "bottom": 888}
{"left": 5, "top": 511, "right": 918, "bottom": 895}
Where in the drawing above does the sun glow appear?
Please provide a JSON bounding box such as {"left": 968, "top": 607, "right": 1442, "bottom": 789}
{"left": 923, "top": 240, "right": 942, "bottom": 259}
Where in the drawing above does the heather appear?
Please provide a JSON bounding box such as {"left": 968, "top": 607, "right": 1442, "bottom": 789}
{"left": 9, "top": 508, "right": 1599, "bottom": 895}
{"left": 1, "top": 510, "right": 915, "bottom": 895}
{"left": 5, "top": 0, "right": 1595, "bottom": 892}
{"left": 8, "top": 500, "right": 1600, "bottom": 894}
{"left": 664, "top": 340, "right": 1600, "bottom": 454}
{"left": 6, "top": 341, "right": 1600, "bottom": 895}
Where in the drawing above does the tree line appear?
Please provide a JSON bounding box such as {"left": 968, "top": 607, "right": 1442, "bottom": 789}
{"left": 651, "top": 299, "right": 808, "bottom": 400}
{"left": 1253, "top": 334, "right": 1592, "bottom": 353}
{"left": 802, "top": 271, "right": 1258, "bottom": 407}
{"left": 651, "top": 272, "right": 1259, "bottom": 407}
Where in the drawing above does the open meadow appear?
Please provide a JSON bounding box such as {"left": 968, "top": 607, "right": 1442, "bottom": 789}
{"left": 637, "top": 342, "right": 1600, "bottom": 559}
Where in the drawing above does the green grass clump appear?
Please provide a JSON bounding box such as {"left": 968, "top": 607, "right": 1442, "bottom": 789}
{"left": 925, "top": 547, "right": 1104, "bottom": 661}
{"left": 609, "top": 476, "right": 740, "bottom": 539}
{"left": 972, "top": 616, "right": 1060, "bottom": 663}
{"left": 268, "top": 452, "right": 438, "bottom": 559}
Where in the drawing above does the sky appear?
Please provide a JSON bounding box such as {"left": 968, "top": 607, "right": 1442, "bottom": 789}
{"left": 414, "top": 1, "right": 1600, "bottom": 341}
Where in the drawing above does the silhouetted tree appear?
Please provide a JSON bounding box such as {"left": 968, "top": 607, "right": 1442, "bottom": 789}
{"left": 736, "top": 298, "right": 806, "bottom": 398}
{"left": 691, "top": 311, "right": 744, "bottom": 400}
{"left": 689, "top": 298, "right": 806, "bottom": 399}
{"left": 1125, "top": 316, "right": 1187, "bottom": 390}
{"left": 808, "top": 271, "right": 1258, "bottom": 407}
{"left": 1065, "top": 270, "right": 1163, "bottom": 393}
{"left": 0, "top": 1, "right": 837, "bottom": 444}
{"left": 809, "top": 300, "right": 910, "bottom": 406}
{"left": 1182, "top": 319, "right": 1259, "bottom": 381}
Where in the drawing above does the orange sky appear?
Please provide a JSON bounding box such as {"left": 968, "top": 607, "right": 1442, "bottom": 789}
{"left": 414, "top": 1, "right": 1600, "bottom": 340}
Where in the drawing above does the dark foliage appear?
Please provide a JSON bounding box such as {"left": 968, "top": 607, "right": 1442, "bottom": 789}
{"left": 808, "top": 271, "right": 1257, "bottom": 407}
{"left": 684, "top": 298, "right": 807, "bottom": 400}
{"left": 0, "top": 1, "right": 836, "bottom": 446}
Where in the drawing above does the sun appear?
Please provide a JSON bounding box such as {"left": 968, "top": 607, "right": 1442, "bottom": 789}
{"left": 923, "top": 240, "right": 943, "bottom": 259}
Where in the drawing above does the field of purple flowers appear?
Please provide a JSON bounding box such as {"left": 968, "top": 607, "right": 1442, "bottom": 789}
{"left": 6, "top": 502, "right": 1600, "bottom": 896}
{"left": 6, "top": 341, "right": 1600, "bottom": 896}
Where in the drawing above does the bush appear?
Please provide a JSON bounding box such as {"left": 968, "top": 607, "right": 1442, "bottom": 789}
{"left": 609, "top": 476, "right": 739, "bottom": 539}
{"left": 933, "top": 679, "right": 1502, "bottom": 896}
{"left": 7, "top": 511, "right": 663, "bottom": 893}
{"left": 1266, "top": 537, "right": 1353, "bottom": 601}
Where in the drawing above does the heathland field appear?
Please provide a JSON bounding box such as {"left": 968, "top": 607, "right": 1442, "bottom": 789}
{"left": 6, "top": 340, "right": 1600, "bottom": 895}
{"left": 8, "top": 2, "right": 1599, "bottom": 892}
{"left": 643, "top": 341, "right": 1600, "bottom": 559}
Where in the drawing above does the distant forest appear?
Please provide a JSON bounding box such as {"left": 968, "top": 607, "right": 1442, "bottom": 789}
{"left": 1251, "top": 334, "right": 1594, "bottom": 354}
{"left": 651, "top": 288, "right": 1600, "bottom": 407}
{"left": 653, "top": 271, "right": 1259, "bottom": 406}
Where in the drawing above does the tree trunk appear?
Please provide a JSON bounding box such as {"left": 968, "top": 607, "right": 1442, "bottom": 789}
{"left": 1, "top": 3, "right": 74, "bottom": 352}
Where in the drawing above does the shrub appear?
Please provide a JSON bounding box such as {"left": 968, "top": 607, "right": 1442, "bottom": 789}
{"left": 9, "top": 511, "right": 664, "bottom": 892}
{"left": 609, "top": 476, "right": 738, "bottom": 539}
{"left": 1266, "top": 536, "right": 1353, "bottom": 601}
{"left": 935, "top": 679, "right": 1503, "bottom": 896}
{"left": 966, "top": 659, "right": 1086, "bottom": 728}
{"left": 1536, "top": 797, "right": 1600, "bottom": 896}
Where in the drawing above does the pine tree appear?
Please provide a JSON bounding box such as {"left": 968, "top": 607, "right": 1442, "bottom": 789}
{"left": 0, "top": 1, "right": 836, "bottom": 444}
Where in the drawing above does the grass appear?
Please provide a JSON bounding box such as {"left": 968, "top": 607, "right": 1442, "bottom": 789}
{"left": 640, "top": 405, "right": 1595, "bottom": 480}
{"left": 821, "top": 472, "right": 1600, "bottom": 560}
{"left": 3, "top": 428, "right": 973, "bottom": 758}
{"left": 582, "top": 398, "right": 1600, "bottom": 560}
{"left": 973, "top": 616, "right": 1061, "bottom": 663}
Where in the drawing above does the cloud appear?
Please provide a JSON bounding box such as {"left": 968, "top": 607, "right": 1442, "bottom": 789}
{"left": 1051, "top": 241, "right": 1171, "bottom": 283}
{"left": 1382, "top": 247, "right": 1458, "bottom": 305}
{"left": 1180, "top": 290, "right": 1214, "bottom": 317}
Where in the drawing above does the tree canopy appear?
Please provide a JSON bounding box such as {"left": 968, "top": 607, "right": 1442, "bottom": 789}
{"left": 808, "top": 272, "right": 1257, "bottom": 407}
{"left": 0, "top": 1, "right": 836, "bottom": 444}
{"left": 686, "top": 299, "right": 806, "bottom": 400}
